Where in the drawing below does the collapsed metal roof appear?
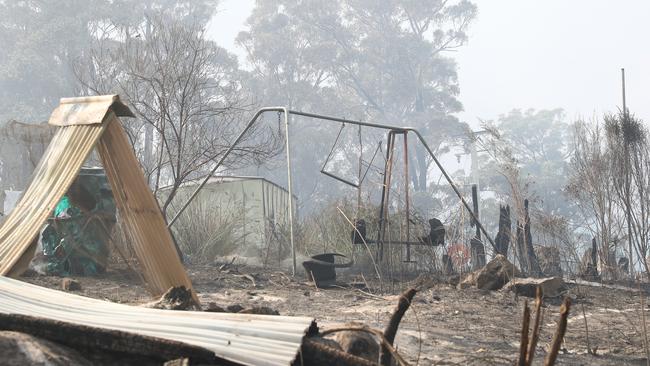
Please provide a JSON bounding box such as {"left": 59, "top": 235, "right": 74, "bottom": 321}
{"left": 0, "top": 276, "right": 315, "bottom": 366}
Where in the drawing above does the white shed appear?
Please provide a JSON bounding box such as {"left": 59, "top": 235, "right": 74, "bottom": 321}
{"left": 163, "top": 176, "right": 297, "bottom": 260}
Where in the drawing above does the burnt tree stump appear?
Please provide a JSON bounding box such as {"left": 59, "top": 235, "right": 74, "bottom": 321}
{"left": 494, "top": 205, "right": 511, "bottom": 257}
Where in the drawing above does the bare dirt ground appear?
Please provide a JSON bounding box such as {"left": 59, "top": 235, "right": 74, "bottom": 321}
{"left": 21, "top": 264, "right": 650, "bottom": 365}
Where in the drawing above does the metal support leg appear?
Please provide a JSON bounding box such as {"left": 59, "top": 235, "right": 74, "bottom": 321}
{"left": 403, "top": 133, "right": 413, "bottom": 263}
{"left": 284, "top": 112, "right": 296, "bottom": 276}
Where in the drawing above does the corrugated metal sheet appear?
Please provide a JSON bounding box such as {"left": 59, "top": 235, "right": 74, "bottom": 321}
{"left": 0, "top": 95, "right": 195, "bottom": 300}
{"left": 96, "top": 113, "right": 196, "bottom": 299}
{"left": 0, "top": 121, "right": 107, "bottom": 276}
{"left": 0, "top": 276, "right": 314, "bottom": 366}
{"left": 49, "top": 95, "right": 135, "bottom": 126}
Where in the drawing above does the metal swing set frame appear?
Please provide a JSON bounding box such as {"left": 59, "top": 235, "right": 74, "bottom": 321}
{"left": 168, "top": 107, "right": 496, "bottom": 275}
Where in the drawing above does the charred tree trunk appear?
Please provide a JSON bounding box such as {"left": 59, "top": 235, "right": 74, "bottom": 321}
{"left": 495, "top": 205, "right": 511, "bottom": 256}
{"left": 442, "top": 254, "right": 455, "bottom": 275}
{"left": 524, "top": 199, "right": 542, "bottom": 276}
{"left": 591, "top": 237, "right": 598, "bottom": 271}
{"left": 471, "top": 238, "right": 486, "bottom": 270}
{"left": 516, "top": 222, "right": 528, "bottom": 273}
{"left": 470, "top": 185, "right": 486, "bottom": 270}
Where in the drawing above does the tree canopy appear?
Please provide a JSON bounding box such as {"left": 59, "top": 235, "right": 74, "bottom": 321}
{"left": 237, "top": 0, "right": 477, "bottom": 211}
{"left": 0, "top": 0, "right": 218, "bottom": 123}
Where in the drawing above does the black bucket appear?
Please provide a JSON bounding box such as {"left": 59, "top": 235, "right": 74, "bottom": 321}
{"left": 302, "top": 253, "right": 352, "bottom": 288}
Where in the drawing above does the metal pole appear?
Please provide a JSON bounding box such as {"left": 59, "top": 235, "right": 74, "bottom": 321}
{"left": 289, "top": 110, "right": 408, "bottom": 131}
{"left": 622, "top": 68, "right": 634, "bottom": 276}
{"left": 403, "top": 132, "right": 411, "bottom": 262}
{"left": 377, "top": 131, "right": 396, "bottom": 262}
{"left": 284, "top": 111, "right": 297, "bottom": 276}
{"left": 357, "top": 125, "right": 363, "bottom": 216}
{"left": 407, "top": 129, "right": 498, "bottom": 252}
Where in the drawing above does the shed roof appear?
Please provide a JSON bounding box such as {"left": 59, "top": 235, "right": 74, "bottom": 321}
{"left": 165, "top": 175, "right": 297, "bottom": 200}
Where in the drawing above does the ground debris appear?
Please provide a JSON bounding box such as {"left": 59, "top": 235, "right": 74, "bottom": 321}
{"left": 0, "top": 330, "right": 91, "bottom": 365}
{"left": 458, "top": 271, "right": 479, "bottom": 289}
{"left": 330, "top": 323, "right": 380, "bottom": 363}
{"left": 226, "top": 304, "right": 244, "bottom": 313}
{"left": 203, "top": 301, "right": 280, "bottom": 315}
{"left": 143, "top": 286, "right": 194, "bottom": 310}
{"left": 239, "top": 306, "right": 280, "bottom": 315}
{"left": 22, "top": 262, "right": 650, "bottom": 365}
{"left": 504, "top": 277, "right": 566, "bottom": 298}
{"left": 204, "top": 302, "right": 227, "bottom": 313}
{"left": 459, "top": 254, "right": 521, "bottom": 290}
{"left": 61, "top": 278, "right": 82, "bottom": 291}
{"left": 163, "top": 358, "right": 189, "bottom": 366}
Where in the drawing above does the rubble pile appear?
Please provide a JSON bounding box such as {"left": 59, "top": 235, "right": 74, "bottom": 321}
{"left": 458, "top": 254, "right": 567, "bottom": 298}
{"left": 459, "top": 254, "right": 521, "bottom": 290}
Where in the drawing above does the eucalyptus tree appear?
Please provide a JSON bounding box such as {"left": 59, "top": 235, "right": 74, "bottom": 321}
{"left": 0, "top": 0, "right": 220, "bottom": 124}
{"left": 238, "top": 0, "right": 477, "bottom": 214}
{"left": 0, "top": 0, "right": 99, "bottom": 122}
{"left": 479, "top": 109, "right": 574, "bottom": 216}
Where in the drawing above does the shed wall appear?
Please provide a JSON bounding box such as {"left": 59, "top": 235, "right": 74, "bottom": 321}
{"left": 167, "top": 178, "right": 295, "bottom": 260}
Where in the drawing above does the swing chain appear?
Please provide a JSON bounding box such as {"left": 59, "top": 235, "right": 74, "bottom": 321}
{"left": 322, "top": 122, "right": 346, "bottom": 170}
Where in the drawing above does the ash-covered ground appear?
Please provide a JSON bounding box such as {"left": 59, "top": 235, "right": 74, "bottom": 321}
{"left": 22, "top": 264, "right": 650, "bottom": 365}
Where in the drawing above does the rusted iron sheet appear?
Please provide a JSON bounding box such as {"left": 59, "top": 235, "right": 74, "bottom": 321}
{"left": 0, "top": 276, "right": 315, "bottom": 366}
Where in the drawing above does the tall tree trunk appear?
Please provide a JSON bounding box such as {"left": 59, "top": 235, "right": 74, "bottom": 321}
{"left": 495, "top": 205, "right": 511, "bottom": 256}
{"left": 516, "top": 222, "right": 528, "bottom": 273}
{"left": 412, "top": 91, "right": 427, "bottom": 192}
{"left": 414, "top": 144, "right": 427, "bottom": 192}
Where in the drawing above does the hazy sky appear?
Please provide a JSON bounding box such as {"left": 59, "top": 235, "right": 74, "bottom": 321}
{"left": 209, "top": 0, "right": 650, "bottom": 127}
